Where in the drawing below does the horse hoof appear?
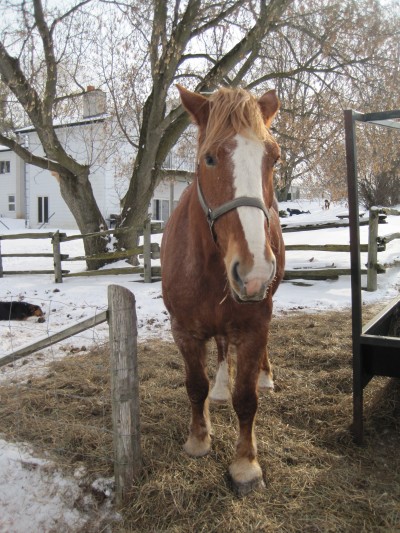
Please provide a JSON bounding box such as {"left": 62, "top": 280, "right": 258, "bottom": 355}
{"left": 228, "top": 472, "right": 265, "bottom": 497}
{"left": 183, "top": 435, "right": 211, "bottom": 457}
{"left": 228, "top": 459, "right": 265, "bottom": 497}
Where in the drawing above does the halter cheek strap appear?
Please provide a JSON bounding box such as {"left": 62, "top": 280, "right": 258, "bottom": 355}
{"left": 197, "top": 179, "right": 271, "bottom": 241}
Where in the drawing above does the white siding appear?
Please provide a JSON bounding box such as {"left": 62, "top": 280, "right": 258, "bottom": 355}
{"left": 0, "top": 149, "right": 25, "bottom": 219}
{"left": 9, "top": 117, "right": 192, "bottom": 229}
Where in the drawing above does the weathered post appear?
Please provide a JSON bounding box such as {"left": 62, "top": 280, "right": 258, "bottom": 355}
{"left": 143, "top": 218, "right": 152, "bottom": 283}
{"left": 52, "top": 230, "right": 63, "bottom": 283}
{"left": 0, "top": 240, "right": 3, "bottom": 278}
{"left": 108, "top": 285, "right": 141, "bottom": 505}
{"left": 367, "top": 207, "right": 379, "bottom": 292}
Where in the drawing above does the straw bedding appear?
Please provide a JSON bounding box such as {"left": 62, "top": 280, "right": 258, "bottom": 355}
{"left": 0, "top": 306, "right": 399, "bottom": 532}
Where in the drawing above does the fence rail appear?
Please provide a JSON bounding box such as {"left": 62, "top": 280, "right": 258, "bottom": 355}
{"left": 0, "top": 209, "right": 399, "bottom": 290}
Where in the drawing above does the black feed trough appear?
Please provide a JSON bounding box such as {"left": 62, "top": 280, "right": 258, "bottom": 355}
{"left": 360, "top": 297, "right": 400, "bottom": 381}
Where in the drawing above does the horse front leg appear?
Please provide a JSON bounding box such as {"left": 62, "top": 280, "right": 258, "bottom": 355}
{"left": 172, "top": 323, "right": 211, "bottom": 457}
{"left": 258, "top": 346, "right": 274, "bottom": 390}
{"left": 209, "top": 335, "right": 231, "bottom": 403}
{"left": 229, "top": 339, "right": 265, "bottom": 496}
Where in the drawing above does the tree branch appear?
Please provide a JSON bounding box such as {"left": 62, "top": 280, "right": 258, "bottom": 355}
{"left": 0, "top": 42, "right": 42, "bottom": 124}
{"left": 33, "top": 0, "right": 57, "bottom": 118}
{"left": 0, "top": 133, "right": 75, "bottom": 179}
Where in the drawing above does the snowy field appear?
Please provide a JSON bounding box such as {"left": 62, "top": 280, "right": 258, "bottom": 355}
{"left": 0, "top": 198, "right": 399, "bottom": 531}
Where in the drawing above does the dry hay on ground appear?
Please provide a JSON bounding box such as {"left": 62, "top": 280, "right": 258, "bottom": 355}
{"left": 0, "top": 307, "right": 400, "bottom": 532}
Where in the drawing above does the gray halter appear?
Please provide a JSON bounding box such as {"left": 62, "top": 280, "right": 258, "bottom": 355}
{"left": 197, "top": 179, "right": 271, "bottom": 242}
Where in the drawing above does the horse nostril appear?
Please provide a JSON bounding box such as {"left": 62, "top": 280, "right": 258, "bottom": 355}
{"left": 232, "top": 261, "right": 243, "bottom": 287}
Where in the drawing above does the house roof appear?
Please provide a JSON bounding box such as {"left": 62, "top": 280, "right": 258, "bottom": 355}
{"left": 15, "top": 113, "right": 111, "bottom": 134}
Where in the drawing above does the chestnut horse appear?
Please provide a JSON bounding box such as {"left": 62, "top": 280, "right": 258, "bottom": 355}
{"left": 161, "top": 85, "right": 285, "bottom": 495}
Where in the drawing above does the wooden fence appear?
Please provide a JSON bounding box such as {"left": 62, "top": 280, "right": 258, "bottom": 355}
{"left": 0, "top": 284, "right": 141, "bottom": 506}
{"left": 0, "top": 219, "right": 160, "bottom": 283}
{"left": 0, "top": 209, "right": 399, "bottom": 290}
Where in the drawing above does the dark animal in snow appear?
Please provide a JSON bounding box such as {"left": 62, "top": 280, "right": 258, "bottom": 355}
{"left": 287, "top": 208, "right": 310, "bottom": 216}
{"left": 0, "top": 301, "right": 45, "bottom": 321}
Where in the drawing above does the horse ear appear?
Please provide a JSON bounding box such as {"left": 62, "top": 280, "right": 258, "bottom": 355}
{"left": 176, "top": 84, "right": 210, "bottom": 126}
{"left": 258, "top": 89, "right": 280, "bottom": 128}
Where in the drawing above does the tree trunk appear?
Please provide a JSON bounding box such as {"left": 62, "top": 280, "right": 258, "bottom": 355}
{"left": 117, "top": 165, "right": 157, "bottom": 262}
{"left": 277, "top": 184, "right": 291, "bottom": 202}
{"left": 58, "top": 169, "right": 111, "bottom": 270}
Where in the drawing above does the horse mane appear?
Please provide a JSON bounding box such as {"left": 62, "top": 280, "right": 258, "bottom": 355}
{"left": 200, "top": 87, "right": 272, "bottom": 157}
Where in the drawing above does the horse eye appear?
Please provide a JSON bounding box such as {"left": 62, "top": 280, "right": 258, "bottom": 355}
{"left": 205, "top": 154, "right": 216, "bottom": 167}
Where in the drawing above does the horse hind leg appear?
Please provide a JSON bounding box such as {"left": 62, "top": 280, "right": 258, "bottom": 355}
{"left": 173, "top": 323, "right": 211, "bottom": 457}
{"left": 258, "top": 347, "right": 274, "bottom": 390}
{"left": 209, "top": 335, "right": 232, "bottom": 403}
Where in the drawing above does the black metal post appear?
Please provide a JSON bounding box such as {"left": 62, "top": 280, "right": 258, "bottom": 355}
{"left": 344, "top": 109, "right": 364, "bottom": 444}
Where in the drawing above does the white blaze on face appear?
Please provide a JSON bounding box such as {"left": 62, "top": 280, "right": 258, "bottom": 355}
{"left": 231, "top": 134, "right": 275, "bottom": 287}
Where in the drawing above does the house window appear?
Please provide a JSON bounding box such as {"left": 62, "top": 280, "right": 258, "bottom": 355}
{"left": 38, "top": 196, "right": 49, "bottom": 223}
{"left": 0, "top": 161, "right": 10, "bottom": 174}
{"left": 8, "top": 195, "right": 15, "bottom": 212}
{"left": 152, "top": 199, "right": 169, "bottom": 223}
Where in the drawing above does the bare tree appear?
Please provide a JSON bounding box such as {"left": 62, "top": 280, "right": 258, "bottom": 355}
{"left": 0, "top": 0, "right": 110, "bottom": 268}
{"left": 252, "top": 0, "right": 399, "bottom": 201}
{"left": 0, "top": 0, "right": 294, "bottom": 264}
{"left": 311, "top": 0, "right": 400, "bottom": 205}
{"left": 0, "top": 0, "right": 398, "bottom": 267}
{"left": 107, "top": 0, "right": 295, "bottom": 251}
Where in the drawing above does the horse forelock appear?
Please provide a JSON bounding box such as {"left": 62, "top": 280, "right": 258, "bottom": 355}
{"left": 198, "top": 88, "right": 273, "bottom": 158}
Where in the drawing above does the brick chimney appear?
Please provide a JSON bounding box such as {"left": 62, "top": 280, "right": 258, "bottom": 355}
{"left": 83, "top": 86, "right": 106, "bottom": 118}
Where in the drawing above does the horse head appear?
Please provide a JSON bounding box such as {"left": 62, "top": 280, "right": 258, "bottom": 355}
{"left": 177, "top": 84, "right": 281, "bottom": 303}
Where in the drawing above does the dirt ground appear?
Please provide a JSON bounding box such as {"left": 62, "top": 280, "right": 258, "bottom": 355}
{"left": 0, "top": 306, "right": 399, "bottom": 532}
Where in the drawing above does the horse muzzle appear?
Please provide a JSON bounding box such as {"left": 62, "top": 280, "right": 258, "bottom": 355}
{"left": 230, "top": 261, "right": 275, "bottom": 303}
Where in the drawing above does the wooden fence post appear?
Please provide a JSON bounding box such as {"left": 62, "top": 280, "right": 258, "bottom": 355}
{"left": 108, "top": 285, "right": 142, "bottom": 505}
{"left": 0, "top": 240, "right": 3, "bottom": 278}
{"left": 52, "top": 230, "right": 63, "bottom": 283}
{"left": 143, "top": 218, "right": 152, "bottom": 283}
{"left": 367, "top": 207, "right": 379, "bottom": 292}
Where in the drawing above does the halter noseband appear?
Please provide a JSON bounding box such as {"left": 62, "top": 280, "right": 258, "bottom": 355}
{"left": 197, "top": 178, "right": 271, "bottom": 242}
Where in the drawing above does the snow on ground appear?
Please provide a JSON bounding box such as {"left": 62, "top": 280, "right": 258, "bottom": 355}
{"left": 0, "top": 199, "right": 399, "bottom": 531}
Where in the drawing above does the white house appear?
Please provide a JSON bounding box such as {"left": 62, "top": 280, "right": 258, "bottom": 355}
{"left": 0, "top": 88, "right": 192, "bottom": 229}
{"left": 0, "top": 145, "right": 25, "bottom": 220}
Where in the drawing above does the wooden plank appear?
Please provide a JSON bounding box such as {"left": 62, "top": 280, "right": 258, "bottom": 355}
{"left": 284, "top": 268, "right": 368, "bottom": 280}
{"left": 380, "top": 207, "right": 400, "bottom": 216}
{"left": 148, "top": 266, "right": 373, "bottom": 281}
{"left": 0, "top": 310, "right": 108, "bottom": 368}
{"left": 2, "top": 270, "right": 70, "bottom": 275}
{"left": 0, "top": 232, "right": 55, "bottom": 240}
{"left": 108, "top": 285, "right": 141, "bottom": 505}
{"left": 367, "top": 207, "right": 379, "bottom": 292}
{"left": 64, "top": 267, "right": 141, "bottom": 277}
{"left": 60, "top": 229, "right": 127, "bottom": 242}
{"left": 281, "top": 219, "right": 370, "bottom": 233}
{"left": 285, "top": 244, "right": 369, "bottom": 252}
{"left": 2, "top": 253, "right": 48, "bottom": 258}
{"left": 143, "top": 219, "right": 152, "bottom": 283}
{"left": 382, "top": 232, "right": 400, "bottom": 244}
{"left": 64, "top": 223, "right": 163, "bottom": 243}
{"left": 0, "top": 240, "right": 3, "bottom": 278}
{"left": 64, "top": 247, "right": 144, "bottom": 262}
